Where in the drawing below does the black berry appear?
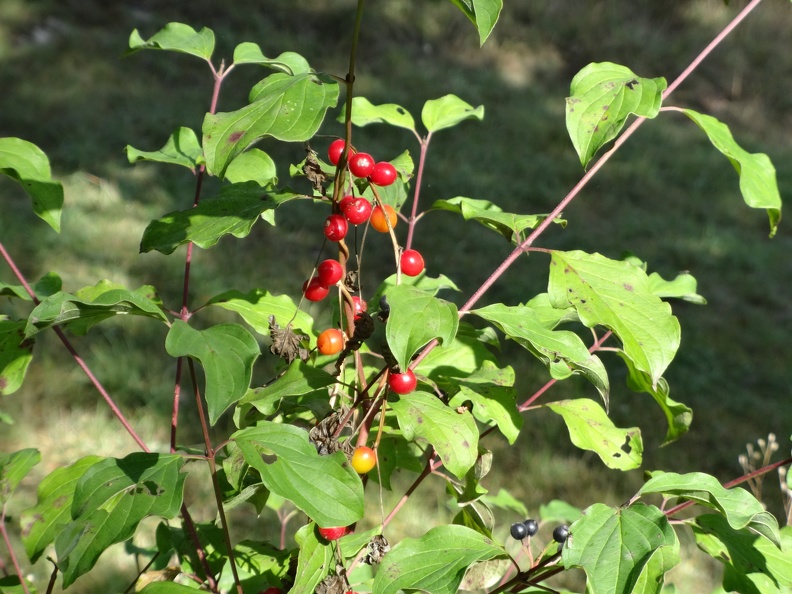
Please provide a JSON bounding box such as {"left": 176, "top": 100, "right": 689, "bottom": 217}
{"left": 523, "top": 519, "right": 539, "bottom": 537}
{"left": 553, "top": 524, "right": 570, "bottom": 543}
{"left": 510, "top": 522, "right": 528, "bottom": 540}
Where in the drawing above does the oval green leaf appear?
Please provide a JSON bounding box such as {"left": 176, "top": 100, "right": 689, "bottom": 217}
{"left": 545, "top": 398, "right": 643, "bottom": 470}
{"left": 125, "top": 127, "right": 204, "bottom": 171}
{"left": 140, "top": 182, "right": 301, "bottom": 254}
{"left": 421, "top": 95, "right": 484, "bottom": 133}
{"left": 204, "top": 288, "right": 313, "bottom": 337}
{"left": 680, "top": 108, "right": 782, "bottom": 237}
{"left": 225, "top": 148, "right": 277, "bottom": 186}
{"left": 566, "top": 62, "right": 666, "bottom": 166}
{"left": 343, "top": 97, "right": 416, "bottom": 131}
{"left": 203, "top": 72, "right": 339, "bottom": 177}
{"left": 385, "top": 284, "right": 458, "bottom": 371}
{"left": 231, "top": 423, "right": 364, "bottom": 528}
{"left": 290, "top": 523, "right": 333, "bottom": 594}
{"left": 445, "top": 0, "right": 503, "bottom": 46}
{"left": 127, "top": 22, "right": 214, "bottom": 60}
{"left": 165, "top": 321, "right": 260, "bottom": 425}
{"left": 232, "top": 43, "right": 310, "bottom": 75}
{"left": 548, "top": 250, "right": 680, "bottom": 389}
{"left": 0, "top": 448, "right": 40, "bottom": 505}
{"left": 562, "top": 503, "right": 679, "bottom": 594}
{"left": 389, "top": 391, "right": 478, "bottom": 479}
{"left": 0, "top": 137, "right": 64, "bottom": 232}
{"left": 372, "top": 525, "right": 505, "bottom": 594}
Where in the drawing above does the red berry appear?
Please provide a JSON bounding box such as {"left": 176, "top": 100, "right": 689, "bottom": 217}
{"left": 388, "top": 369, "right": 417, "bottom": 395}
{"left": 324, "top": 214, "right": 348, "bottom": 242}
{"left": 338, "top": 194, "right": 354, "bottom": 213}
{"left": 317, "top": 259, "right": 343, "bottom": 286}
{"left": 400, "top": 249, "right": 425, "bottom": 277}
{"left": 351, "top": 296, "right": 367, "bottom": 317}
{"left": 370, "top": 205, "right": 398, "bottom": 233}
{"left": 260, "top": 588, "right": 281, "bottom": 594}
{"left": 350, "top": 446, "right": 377, "bottom": 474}
{"left": 303, "top": 278, "right": 329, "bottom": 302}
{"left": 343, "top": 197, "right": 373, "bottom": 225}
{"left": 369, "top": 161, "right": 398, "bottom": 186}
{"left": 348, "top": 152, "right": 375, "bottom": 178}
{"left": 318, "top": 526, "right": 348, "bottom": 541}
{"left": 317, "top": 328, "right": 345, "bottom": 355}
{"left": 328, "top": 139, "right": 351, "bottom": 166}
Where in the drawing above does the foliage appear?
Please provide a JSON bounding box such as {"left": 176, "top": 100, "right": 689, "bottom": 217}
{"left": 0, "top": 3, "right": 790, "bottom": 594}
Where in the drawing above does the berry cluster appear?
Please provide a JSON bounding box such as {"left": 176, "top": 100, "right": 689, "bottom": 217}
{"left": 510, "top": 518, "right": 570, "bottom": 544}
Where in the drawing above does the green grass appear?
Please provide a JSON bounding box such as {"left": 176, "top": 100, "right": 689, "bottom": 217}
{"left": 1, "top": 0, "right": 791, "bottom": 592}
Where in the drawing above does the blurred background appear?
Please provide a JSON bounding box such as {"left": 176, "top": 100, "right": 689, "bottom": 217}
{"left": 1, "top": 0, "right": 790, "bottom": 591}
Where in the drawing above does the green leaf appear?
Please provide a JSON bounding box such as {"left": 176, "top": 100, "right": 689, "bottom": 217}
{"left": 566, "top": 62, "right": 666, "bottom": 166}
{"left": 0, "top": 575, "right": 37, "bottom": 594}
{"left": 55, "top": 453, "right": 186, "bottom": 588}
{"left": 481, "top": 489, "right": 528, "bottom": 516}
{"left": 545, "top": 398, "right": 643, "bottom": 470}
{"left": 389, "top": 391, "right": 479, "bottom": 479}
{"left": 140, "top": 182, "right": 301, "bottom": 254}
{"left": 0, "top": 448, "right": 40, "bottom": 505}
{"left": 125, "top": 127, "right": 204, "bottom": 171}
{"left": 548, "top": 250, "right": 681, "bottom": 388}
{"left": 165, "top": 321, "right": 259, "bottom": 425}
{"left": 472, "top": 303, "right": 609, "bottom": 407}
{"left": 24, "top": 282, "right": 168, "bottom": 338}
{"left": 224, "top": 149, "right": 277, "bottom": 186}
{"left": 204, "top": 288, "right": 313, "bottom": 337}
{"left": 232, "top": 423, "right": 364, "bottom": 528}
{"left": 680, "top": 108, "right": 782, "bottom": 237}
{"left": 421, "top": 95, "right": 485, "bottom": 133}
{"left": 522, "top": 292, "right": 578, "bottom": 329}
{"left": 639, "top": 471, "right": 782, "bottom": 547}
{"left": 0, "top": 137, "right": 64, "bottom": 232}
{"left": 445, "top": 0, "right": 504, "bottom": 46}
{"left": 692, "top": 515, "right": 792, "bottom": 594}
{"left": 217, "top": 540, "right": 290, "bottom": 593}
{"left": 539, "top": 500, "right": 582, "bottom": 524}
{"left": 290, "top": 523, "right": 332, "bottom": 594}
{"left": 343, "top": 97, "right": 416, "bottom": 131}
{"left": 232, "top": 43, "right": 309, "bottom": 75}
{"left": 430, "top": 197, "right": 564, "bottom": 244}
{"left": 0, "top": 319, "right": 34, "bottom": 396}
{"left": 20, "top": 456, "right": 101, "bottom": 563}
{"left": 385, "top": 284, "right": 458, "bottom": 371}
{"left": 203, "top": 72, "right": 339, "bottom": 177}
{"left": 562, "top": 503, "right": 679, "bottom": 594}
{"left": 372, "top": 525, "right": 505, "bottom": 594}
{"left": 127, "top": 22, "right": 214, "bottom": 60}
{"left": 0, "top": 272, "right": 61, "bottom": 301}
{"left": 446, "top": 360, "right": 522, "bottom": 444}
{"left": 647, "top": 271, "right": 707, "bottom": 304}
{"left": 618, "top": 352, "right": 692, "bottom": 445}
{"left": 241, "top": 360, "right": 336, "bottom": 416}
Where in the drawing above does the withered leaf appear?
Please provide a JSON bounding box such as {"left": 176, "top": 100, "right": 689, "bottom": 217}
{"left": 268, "top": 315, "right": 310, "bottom": 363}
{"left": 363, "top": 534, "right": 390, "bottom": 565}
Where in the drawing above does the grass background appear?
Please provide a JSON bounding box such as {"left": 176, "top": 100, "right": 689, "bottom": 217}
{"left": 1, "top": 0, "right": 791, "bottom": 592}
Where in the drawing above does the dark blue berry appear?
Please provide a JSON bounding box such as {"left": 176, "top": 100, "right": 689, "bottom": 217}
{"left": 510, "top": 522, "right": 528, "bottom": 540}
{"left": 523, "top": 519, "right": 538, "bottom": 536}
{"left": 553, "top": 524, "right": 570, "bottom": 543}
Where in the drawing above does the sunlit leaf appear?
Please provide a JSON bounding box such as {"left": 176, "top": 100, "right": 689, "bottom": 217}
{"left": 344, "top": 97, "right": 416, "bottom": 131}
{"left": 241, "top": 360, "right": 336, "bottom": 416}
{"left": 125, "top": 127, "right": 204, "bottom": 171}
{"left": 562, "top": 503, "right": 679, "bottom": 594}
{"left": 25, "top": 282, "right": 168, "bottom": 338}
{"left": 203, "top": 72, "right": 339, "bottom": 177}
{"left": 422, "top": 95, "right": 484, "bottom": 133}
{"left": 0, "top": 448, "right": 40, "bottom": 505}
{"left": 473, "top": 303, "right": 609, "bottom": 407}
{"left": 548, "top": 250, "right": 680, "bottom": 388}
{"left": 232, "top": 423, "right": 364, "bottom": 528}
{"left": 0, "top": 319, "right": 34, "bottom": 396}
{"left": 545, "top": 398, "right": 643, "bottom": 470}
{"left": 0, "top": 137, "right": 63, "bottom": 232}
{"left": 56, "top": 453, "right": 186, "bottom": 588}
{"left": 140, "top": 182, "right": 301, "bottom": 254}
{"left": 372, "top": 525, "right": 505, "bottom": 594}
{"left": 566, "top": 62, "right": 666, "bottom": 166}
{"left": 232, "top": 43, "right": 310, "bottom": 75}
{"left": 640, "top": 471, "right": 782, "bottom": 547}
{"left": 385, "top": 284, "right": 458, "bottom": 371}
{"left": 0, "top": 272, "right": 62, "bottom": 301}
{"left": 225, "top": 149, "right": 277, "bottom": 186}
{"left": 165, "top": 321, "right": 260, "bottom": 425}
{"left": 127, "top": 22, "right": 214, "bottom": 60}
{"left": 290, "top": 523, "right": 332, "bottom": 594}
{"left": 390, "top": 391, "right": 478, "bottom": 479}
{"left": 680, "top": 109, "right": 782, "bottom": 237}
{"left": 445, "top": 0, "right": 504, "bottom": 46}
{"left": 204, "top": 288, "right": 313, "bottom": 337}
{"left": 431, "top": 196, "right": 564, "bottom": 243}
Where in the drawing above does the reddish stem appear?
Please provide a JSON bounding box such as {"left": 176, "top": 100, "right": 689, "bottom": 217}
{"left": 405, "top": 134, "right": 431, "bottom": 251}
{"left": 0, "top": 505, "right": 30, "bottom": 594}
